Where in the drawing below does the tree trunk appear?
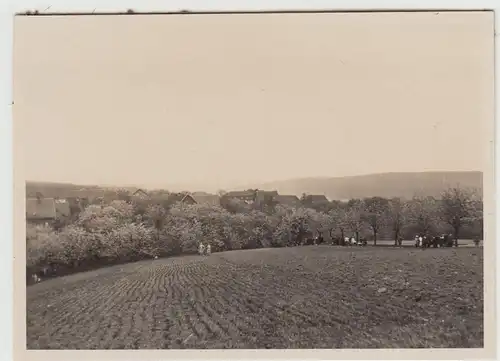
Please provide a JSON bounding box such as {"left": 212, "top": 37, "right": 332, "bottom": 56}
{"left": 453, "top": 226, "right": 460, "bottom": 247}
{"left": 373, "top": 229, "right": 377, "bottom": 246}
{"left": 297, "top": 228, "right": 304, "bottom": 246}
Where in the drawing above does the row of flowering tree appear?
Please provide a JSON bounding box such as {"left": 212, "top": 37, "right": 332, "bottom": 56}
{"left": 26, "top": 186, "right": 483, "bottom": 277}
{"left": 326, "top": 188, "right": 482, "bottom": 245}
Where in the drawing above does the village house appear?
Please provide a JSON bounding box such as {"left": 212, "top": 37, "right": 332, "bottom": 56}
{"left": 308, "top": 195, "right": 330, "bottom": 204}
{"left": 274, "top": 195, "right": 301, "bottom": 207}
{"left": 180, "top": 193, "right": 197, "bottom": 205}
{"left": 167, "top": 192, "right": 197, "bottom": 205}
{"left": 132, "top": 188, "right": 150, "bottom": 200}
{"left": 26, "top": 197, "right": 56, "bottom": 225}
{"left": 222, "top": 190, "right": 258, "bottom": 204}
{"left": 301, "top": 194, "right": 329, "bottom": 204}
{"left": 26, "top": 195, "right": 72, "bottom": 225}
{"left": 190, "top": 194, "right": 221, "bottom": 207}
{"left": 255, "top": 190, "right": 279, "bottom": 204}
{"left": 222, "top": 189, "right": 280, "bottom": 205}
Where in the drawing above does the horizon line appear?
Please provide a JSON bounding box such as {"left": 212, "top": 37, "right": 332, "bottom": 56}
{"left": 25, "top": 169, "right": 483, "bottom": 190}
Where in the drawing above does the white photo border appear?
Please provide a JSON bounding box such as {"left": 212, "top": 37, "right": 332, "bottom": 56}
{"left": 1, "top": 1, "right": 497, "bottom": 361}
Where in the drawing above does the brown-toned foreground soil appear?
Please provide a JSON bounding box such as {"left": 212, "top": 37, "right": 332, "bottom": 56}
{"left": 27, "top": 246, "right": 483, "bottom": 349}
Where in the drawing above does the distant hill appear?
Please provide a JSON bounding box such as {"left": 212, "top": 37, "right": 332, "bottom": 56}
{"left": 25, "top": 181, "right": 104, "bottom": 198}
{"left": 250, "top": 171, "right": 483, "bottom": 200}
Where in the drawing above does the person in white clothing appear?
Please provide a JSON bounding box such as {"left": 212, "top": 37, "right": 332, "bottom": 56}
{"left": 206, "top": 244, "right": 212, "bottom": 255}
{"left": 198, "top": 242, "right": 205, "bottom": 256}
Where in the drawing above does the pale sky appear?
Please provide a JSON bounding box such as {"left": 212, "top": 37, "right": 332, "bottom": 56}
{"left": 14, "top": 12, "right": 493, "bottom": 191}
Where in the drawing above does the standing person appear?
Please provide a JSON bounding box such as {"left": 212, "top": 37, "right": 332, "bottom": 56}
{"left": 198, "top": 242, "right": 205, "bottom": 256}
{"left": 206, "top": 243, "right": 212, "bottom": 256}
{"left": 418, "top": 235, "right": 423, "bottom": 248}
{"left": 350, "top": 236, "right": 356, "bottom": 246}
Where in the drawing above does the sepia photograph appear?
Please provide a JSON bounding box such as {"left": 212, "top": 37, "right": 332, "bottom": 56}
{"left": 12, "top": 9, "right": 495, "bottom": 355}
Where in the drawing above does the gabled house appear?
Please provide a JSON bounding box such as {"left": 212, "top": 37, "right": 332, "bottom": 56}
{"left": 167, "top": 192, "right": 197, "bottom": 205}
{"left": 309, "top": 195, "right": 329, "bottom": 203}
{"left": 255, "top": 190, "right": 279, "bottom": 204}
{"left": 180, "top": 193, "right": 197, "bottom": 205}
{"left": 222, "top": 189, "right": 281, "bottom": 206}
{"left": 191, "top": 194, "right": 221, "bottom": 207}
{"left": 132, "top": 188, "right": 150, "bottom": 200}
{"left": 26, "top": 198, "right": 56, "bottom": 225}
{"left": 223, "top": 190, "right": 258, "bottom": 204}
{"left": 275, "top": 195, "right": 301, "bottom": 207}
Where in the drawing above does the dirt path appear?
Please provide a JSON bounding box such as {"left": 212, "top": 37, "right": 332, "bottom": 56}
{"left": 27, "top": 247, "right": 483, "bottom": 349}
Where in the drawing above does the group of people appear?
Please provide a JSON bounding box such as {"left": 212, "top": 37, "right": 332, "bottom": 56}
{"left": 198, "top": 242, "right": 212, "bottom": 256}
{"left": 331, "top": 236, "right": 367, "bottom": 246}
{"left": 414, "top": 233, "right": 455, "bottom": 248}
{"left": 301, "top": 234, "right": 325, "bottom": 246}
{"left": 344, "top": 236, "right": 368, "bottom": 246}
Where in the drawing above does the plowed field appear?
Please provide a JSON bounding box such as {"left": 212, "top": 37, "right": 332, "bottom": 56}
{"left": 27, "top": 246, "right": 483, "bottom": 349}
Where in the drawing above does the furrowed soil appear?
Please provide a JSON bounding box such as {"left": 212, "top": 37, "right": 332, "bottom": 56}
{"left": 26, "top": 246, "right": 483, "bottom": 349}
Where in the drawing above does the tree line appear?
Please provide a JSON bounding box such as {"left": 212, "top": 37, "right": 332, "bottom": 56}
{"left": 26, "top": 186, "right": 483, "bottom": 280}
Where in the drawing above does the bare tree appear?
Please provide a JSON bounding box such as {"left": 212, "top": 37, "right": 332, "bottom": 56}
{"left": 408, "top": 195, "right": 438, "bottom": 236}
{"left": 362, "top": 197, "right": 389, "bottom": 246}
{"left": 328, "top": 206, "right": 349, "bottom": 242}
{"left": 345, "top": 200, "right": 365, "bottom": 242}
{"left": 387, "top": 197, "right": 409, "bottom": 245}
{"left": 440, "top": 186, "right": 477, "bottom": 245}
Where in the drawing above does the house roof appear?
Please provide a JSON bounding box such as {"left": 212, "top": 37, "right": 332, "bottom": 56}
{"left": 167, "top": 192, "right": 196, "bottom": 204}
{"left": 257, "top": 190, "right": 278, "bottom": 196}
{"left": 275, "top": 195, "right": 300, "bottom": 206}
{"left": 256, "top": 190, "right": 279, "bottom": 200}
{"left": 26, "top": 191, "right": 44, "bottom": 198}
{"left": 225, "top": 190, "right": 256, "bottom": 198}
{"left": 309, "top": 195, "right": 329, "bottom": 203}
{"left": 26, "top": 198, "right": 56, "bottom": 220}
{"left": 191, "top": 194, "right": 221, "bottom": 206}
{"left": 69, "top": 189, "right": 106, "bottom": 199}
{"left": 180, "top": 194, "right": 196, "bottom": 203}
